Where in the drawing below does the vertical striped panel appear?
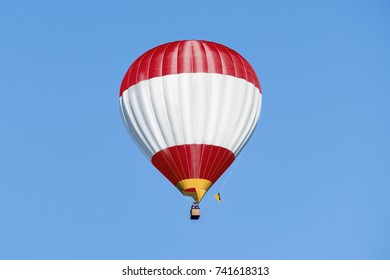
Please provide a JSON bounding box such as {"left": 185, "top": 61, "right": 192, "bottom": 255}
{"left": 120, "top": 40, "right": 261, "bottom": 95}
{"left": 120, "top": 73, "right": 261, "bottom": 159}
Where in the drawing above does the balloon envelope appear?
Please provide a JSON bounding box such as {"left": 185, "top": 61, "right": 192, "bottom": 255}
{"left": 120, "top": 40, "right": 262, "bottom": 202}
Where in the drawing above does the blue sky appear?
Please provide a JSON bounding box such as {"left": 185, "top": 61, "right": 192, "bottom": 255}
{"left": 1, "top": 0, "right": 389, "bottom": 259}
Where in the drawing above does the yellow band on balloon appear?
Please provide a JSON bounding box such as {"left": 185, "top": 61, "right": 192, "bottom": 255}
{"left": 176, "top": 178, "right": 213, "bottom": 203}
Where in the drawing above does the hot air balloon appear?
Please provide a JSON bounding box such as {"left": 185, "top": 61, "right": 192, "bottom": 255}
{"left": 119, "top": 40, "right": 262, "bottom": 219}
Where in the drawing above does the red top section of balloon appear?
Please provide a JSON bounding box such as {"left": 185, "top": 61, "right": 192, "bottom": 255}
{"left": 120, "top": 40, "right": 261, "bottom": 96}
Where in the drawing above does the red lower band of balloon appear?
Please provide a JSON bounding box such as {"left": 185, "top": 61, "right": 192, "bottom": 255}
{"left": 151, "top": 144, "right": 235, "bottom": 186}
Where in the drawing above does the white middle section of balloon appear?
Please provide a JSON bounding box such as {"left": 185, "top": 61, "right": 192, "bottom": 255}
{"left": 120, "top": 73, "right": 262, "bottom": 160}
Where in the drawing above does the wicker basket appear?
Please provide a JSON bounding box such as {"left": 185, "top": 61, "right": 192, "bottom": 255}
{"left": 190, "top": 208, "right": 200, "bottom": 220}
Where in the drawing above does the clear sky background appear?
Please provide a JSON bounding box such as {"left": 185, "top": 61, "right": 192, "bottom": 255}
{"left": 1, "top": 0, "right": 389, "bottom": 260}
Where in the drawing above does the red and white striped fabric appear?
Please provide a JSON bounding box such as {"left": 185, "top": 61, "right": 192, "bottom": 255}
{"left": 120, "top": 40, "right": 262, "bottom": 202}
